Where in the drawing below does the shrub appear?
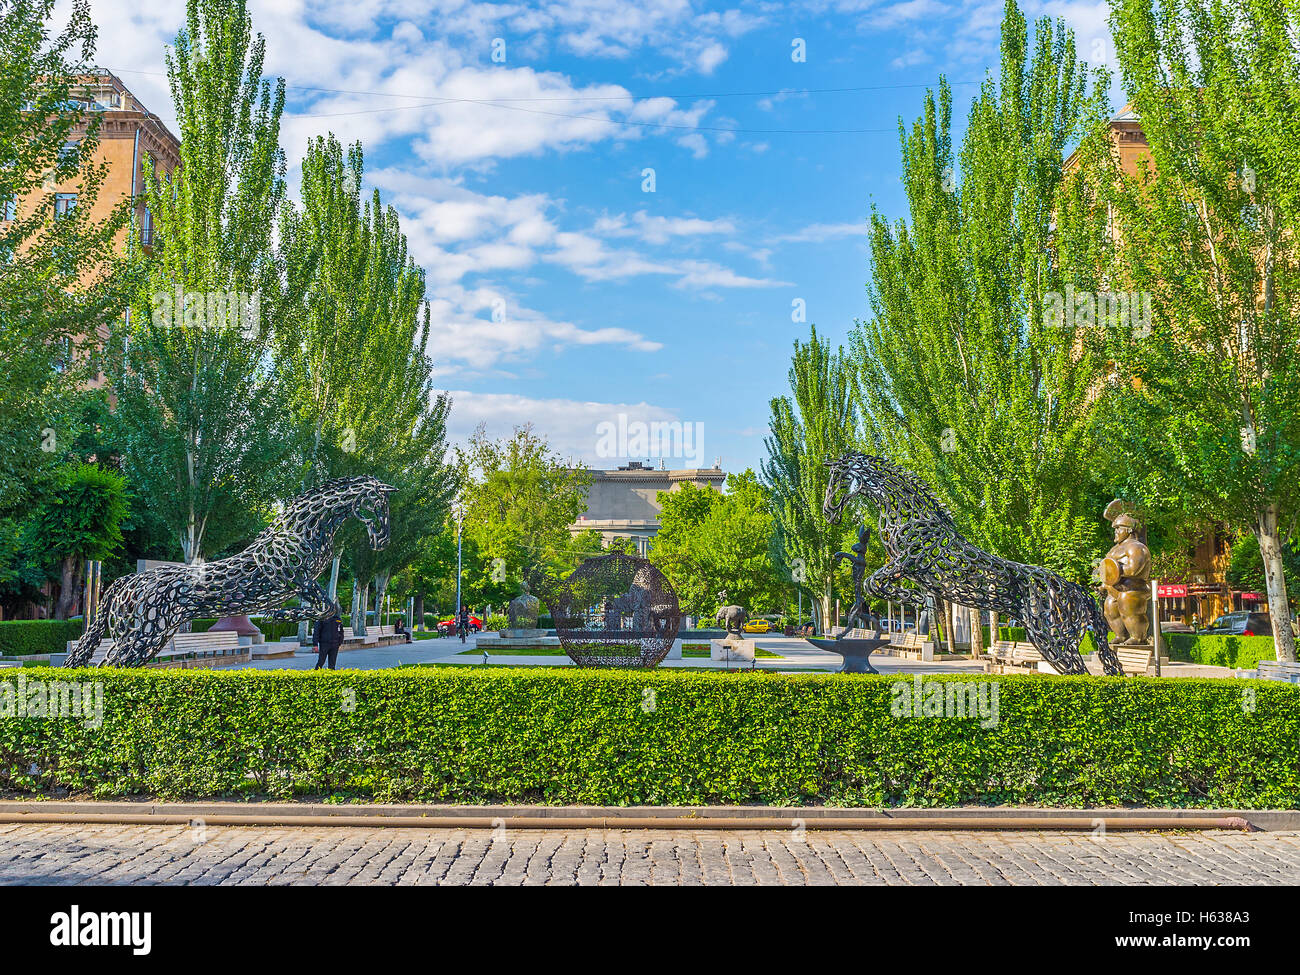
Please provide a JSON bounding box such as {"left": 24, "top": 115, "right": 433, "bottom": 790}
{"left": 0, "top": 619, "right": 85, "bottom": 656}
{"left": 1165, "top": 634, "right": 1276, "bottom": 669}
{"left": 485, "top": 613, "right": 509, "bottom": 631}
{"left": 1, "top": 668, "right": 1296, "bottom": 806}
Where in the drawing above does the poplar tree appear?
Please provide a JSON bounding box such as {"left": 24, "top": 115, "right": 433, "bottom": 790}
{"left": 0, "top": 0, "right": 133, "bottom": 511}
{"left": 106, "top": 0, "right": 305, "bottom": 561}
{"left": 1101, "top": 0, "right": 1300, "bottom": 659}
{"left": 852, "top": 1, "right": 1115, "bottom": 585}
{"left": 762, "top": 326, "right": 860, "bottom": 629}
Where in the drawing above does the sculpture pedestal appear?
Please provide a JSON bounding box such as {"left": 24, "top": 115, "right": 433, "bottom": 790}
{"left": 805, "top": 634, "right": 889, "bottom": 673}
{"left": 711, "top": 638, "right": 755, "bottom": 662}
{"left": 477, "top": 632, "right": 561, "bottom": 651}
{"left": 208, "top": 615, "right": 263, "bottom": 644}
{"left": 497, "top": 628, "right": 548, "bottom": 640}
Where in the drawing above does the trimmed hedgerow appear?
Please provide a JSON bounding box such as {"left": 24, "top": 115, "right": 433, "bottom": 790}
{"left": 1165, "top": 634, "right": 1276, "bottom": 670}
{"left": 0, "top": 620, "right": 84, "bottom": 656}
{"left": 0, "top": 668, "right": 1296, "bottom": 807}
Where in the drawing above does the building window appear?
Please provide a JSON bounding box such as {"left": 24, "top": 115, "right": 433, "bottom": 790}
{"left": 54, "top": 193, "right": 77, "bottom": 217}
{"left": 140, "top": 207, "right": 153, "bottom": 246}
{"left": 1, "top": 195, "right": 14, "bottom": 221}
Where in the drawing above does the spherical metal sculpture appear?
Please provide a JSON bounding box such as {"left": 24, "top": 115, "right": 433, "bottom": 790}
{"left": 553, "top": 553, "right": 680, "bottom": 668}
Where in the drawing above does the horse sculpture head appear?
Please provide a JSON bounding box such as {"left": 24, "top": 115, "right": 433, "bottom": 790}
{"left": 292, "top": 476, "right": 397, "bottom": 550}
{"left": 823, "top": 452, "right": 887, "bottom": 524}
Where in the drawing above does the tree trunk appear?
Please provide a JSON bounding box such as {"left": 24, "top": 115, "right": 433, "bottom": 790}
{"left": 943, "top": 600, "right": 956, "bottom": 653}
{"left": 374, "top": 570, "right": 390, "bottom": 625}
{"left": 54, "top": 555, "right": 80, "bottom": 619}
{"left": 414, "top": 590, "right": 424, "bottom": 630}
{"left": 1255, "top": 503, "right": 1296, "bottom": 662}
{"left": 969, "top": 606, "right": 985, "bottom": 659}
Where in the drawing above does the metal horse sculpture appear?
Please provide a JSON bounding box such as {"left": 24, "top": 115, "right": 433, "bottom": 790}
{"left": 823, "top": 453, "right": 1122, "bottom": 676}
{"left": 66, "top": 476, "right": 396, "bottom": 668}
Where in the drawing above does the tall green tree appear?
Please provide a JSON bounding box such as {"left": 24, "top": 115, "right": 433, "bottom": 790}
{"left": 341, "top": 307, "right": 456, "bottom": 632}
{"left": 1101, "top": 0, "right": 1300, "bottom": 658}
{"left": 107, "top": 0, "right": 304, "bottom": 562}
{"left": 31, "top": 463, "right": 129, "bottom": 618}
{"left": 762, "top": 326, "right": 860, "bottom": 629}
{"left": 650, "top": 471, "right": 785, "bottom": 619}
{"left": 458, "top": 425, "right": 593, "bottom": 611}
{"left": 852, "top": 0, "right": 1116, "bottom": 585}
{"left": 0, "top": 0, "right": 134, "bottom": 512}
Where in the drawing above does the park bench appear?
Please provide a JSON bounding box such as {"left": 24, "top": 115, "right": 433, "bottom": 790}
{"left": 1254, "top": 660, "right": 1300, "bottom": 683}
{"left": 892, "top": 630, "right": 936, "bottom": 661}
{"left": 1115, "top": 645, "right": 1155, "bottom": 676}
{"left": 986, "top": 640, "right": 1042, "bottom": 673}
{"left": 335, "top": 624, "right": 402, "bottom": 650}
{"left": 65, "top": 629, "right": 248, "bottom": 668}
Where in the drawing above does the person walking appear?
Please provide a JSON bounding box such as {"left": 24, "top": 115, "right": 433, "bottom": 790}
{"left": 313, "top": 611, "right": 345, "bottom": 670}
{"left": 457, "top": 603, "right": 470, "bottom": 643}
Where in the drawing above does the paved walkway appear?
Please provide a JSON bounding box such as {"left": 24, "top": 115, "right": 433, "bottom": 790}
{"left": 226, "top": 634, "right": 991, "bottom": 674}
{"left": 2, "top": 823, "right": 1297, "bottom": 885}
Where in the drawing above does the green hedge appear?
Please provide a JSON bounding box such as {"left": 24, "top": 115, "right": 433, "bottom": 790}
{"left": 0, "top": 620, "right": 84, "bottom": 656}
{"left": 1165, "top": 634, "right": 1276, "bottom": 669}
{"left": 2, "top": 668, "right": 1297, "bottom": 806}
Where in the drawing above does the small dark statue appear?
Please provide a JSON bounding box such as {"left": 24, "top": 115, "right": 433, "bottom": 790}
{"left": 832, "top": 525, "right": 877, "bottom": 633}
{"left": 715, "top": 593, "right": 748, "bottom": 637}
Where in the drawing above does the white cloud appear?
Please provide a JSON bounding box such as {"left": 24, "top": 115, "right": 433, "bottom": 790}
{"left": 769, "top": 221, "right": 866, "bottom": 244}
{"left": 444, "top": 389, "right": 697, "bottom": 467}
{"left": 426, "top": 285, "right": 662, "bottom": 375}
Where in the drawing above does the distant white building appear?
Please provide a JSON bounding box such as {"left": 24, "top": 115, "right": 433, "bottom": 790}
{"left": 571, "top": 461, "right": 726, "bottom": 556}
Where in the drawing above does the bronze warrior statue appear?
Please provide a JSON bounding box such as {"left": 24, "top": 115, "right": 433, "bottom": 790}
{"left": 1099, "top": 501, "right": 1152, "bottom": 646}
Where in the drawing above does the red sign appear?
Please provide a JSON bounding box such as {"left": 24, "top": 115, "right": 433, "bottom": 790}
{"left": 1157, "top": 584, "right": 1188, "bottom": 598}
{"left": 1241, "top": 592, "right": 1263, "bottom": 601}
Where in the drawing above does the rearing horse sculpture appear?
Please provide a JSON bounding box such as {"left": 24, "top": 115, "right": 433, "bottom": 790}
{"left": 66, "top": 476, "right": 396, "bottom": 668}
{"left": 823, "top": 452, "right": 1121, "bottom": 676}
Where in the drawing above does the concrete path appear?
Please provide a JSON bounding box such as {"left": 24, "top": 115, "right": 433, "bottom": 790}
{"left": 223, "top": 633, "right": 989, "bottom": 674}
{"left": 2, "top": 822, "right": 1297, "bottom": 885}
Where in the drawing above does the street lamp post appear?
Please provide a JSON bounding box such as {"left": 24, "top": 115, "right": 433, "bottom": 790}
{"left": 454, "top": 502, "right": 464, "bottom": 615}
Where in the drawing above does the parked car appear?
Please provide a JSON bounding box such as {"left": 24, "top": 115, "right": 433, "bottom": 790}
{"left": 1201, "top": 612, "right": 1272, "bottom": 637}
{"left": 436, "top": 615, "right": 483, "bottom": 636}
{"left": 742, "top": 619, "right": 772, "bottom": 633}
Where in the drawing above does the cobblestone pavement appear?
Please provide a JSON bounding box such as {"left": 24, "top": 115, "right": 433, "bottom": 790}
{"left": 2, "top": 824, "right": 1298, "bottom": 885}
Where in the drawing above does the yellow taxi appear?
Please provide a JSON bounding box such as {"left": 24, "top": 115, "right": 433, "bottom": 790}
{"left": 742, "top": 618, "right": 773, "bottom": 633}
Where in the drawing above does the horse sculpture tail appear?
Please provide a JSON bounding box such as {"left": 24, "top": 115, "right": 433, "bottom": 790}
{"left": 1089, "top": 595, "right": 1123, "bottom": 676}
{"left": 64, "top": 577, "right": 122, "bottom": 668}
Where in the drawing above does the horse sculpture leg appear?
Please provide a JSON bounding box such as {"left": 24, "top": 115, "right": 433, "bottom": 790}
{"left": 864, "top": 564, "right": 929, "bottom": 612}
{"left": 263, "top": 580, "right": 340, "bottom": 623}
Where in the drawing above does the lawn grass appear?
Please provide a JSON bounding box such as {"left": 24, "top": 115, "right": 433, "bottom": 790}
{"left": 459, "top": 646, "right": 567, "bottom": 656}
{"left": 682, "top": 643, "right": 782, "bottom": 658}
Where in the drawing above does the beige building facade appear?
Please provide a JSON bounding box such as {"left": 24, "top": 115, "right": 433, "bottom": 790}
{"left": 571, "top": 461, "right": 726, "bottom": 555}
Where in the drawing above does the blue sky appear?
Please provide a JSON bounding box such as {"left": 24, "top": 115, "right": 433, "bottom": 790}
{"left": 84, "top": 0, "right": 1115, "bottom": 475}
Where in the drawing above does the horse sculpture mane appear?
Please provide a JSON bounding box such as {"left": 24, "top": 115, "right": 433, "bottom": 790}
{"left": 65, "top": 476, "right": 396, "bottom": 668}
{"left": 823, "top": 452, "right": 1121, "bottom": 676}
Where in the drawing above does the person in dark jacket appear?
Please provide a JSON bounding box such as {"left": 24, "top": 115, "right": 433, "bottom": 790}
{"left": 313, "top": 611, "right": 345, "bottom": 670}
{"left": 457, "top": 604, "right": 470, "bottom": 643}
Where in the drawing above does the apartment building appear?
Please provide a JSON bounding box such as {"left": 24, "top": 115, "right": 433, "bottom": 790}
{"left": 5, "top": 72, "right": 181, "bottom": 385}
